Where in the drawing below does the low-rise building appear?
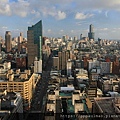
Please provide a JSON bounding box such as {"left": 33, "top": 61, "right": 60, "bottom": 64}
{"left": 0, "top": 90, "right": 23, "bottom": 120}
{"left": 0, "top": 69, "right": 40, "bottom": 110}
{"left": 86, "top": 85, "right": 97, "bottom": 103}
{"left": 98, "top": 75, "right": 120, "bottom": 93}
{"left": 93, "top": 97, "right": 120, "bottom": 120}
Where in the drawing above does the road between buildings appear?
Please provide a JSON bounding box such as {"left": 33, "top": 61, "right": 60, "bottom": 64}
{"left": 25, "top": 54, "right": 53, "bottom": 120}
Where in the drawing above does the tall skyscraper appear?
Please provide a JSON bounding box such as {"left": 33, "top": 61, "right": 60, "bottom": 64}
{"left": 80, "top": 34, "right": 83, "bottom": 40}
{"left": 67, "top": 59, "right": 72, "bottom": 76}
{"left": 58, "top": 51, "right": 69, "bottom": 70}
{"left": 18, "top": 32, "right": 23, "bottom": 52}
{"left": 0, "top": 43, "right": 1, "bottom": 53}
{"left": 5, "top": 31, "right": 12, "bottom": 53}
{"left": 27, "top": 20, "right": 42, "bottom": 66}
{"left": 88, "top": 24, "right": 95, "bottom": 40}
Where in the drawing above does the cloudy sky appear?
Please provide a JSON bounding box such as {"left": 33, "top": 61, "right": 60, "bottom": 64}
{"left": 0, "top": 0, "right": 120, "bottom": 40}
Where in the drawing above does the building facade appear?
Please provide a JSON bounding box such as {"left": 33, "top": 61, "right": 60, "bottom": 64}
{"left": 67, "top": 59, "right": 72, "bottom": 76}
{"left": 93, "top": 97, "right": 120, "bottom": 120}
{"left": 58, "top": 51, "right": 69, "bottom": 71}
{"left": 0, "top": 69, "right": 40, "bottom": 110}
{"left": 27, "top": 20, "right": 42, "bottom": 66}
{"left": 18, "top": 32, "right": 23, "bottom": 52}
{"left": 34, "top": 57, "right": 42, "bottom": 73}
{"left": 52, "top": 57, "right": 59, "bottom": 70}
{"left": 5, "top": 31, "right": 12, "bottom": 53}
{"left": 88, "top": 24, "right": 95, "bottom": 40}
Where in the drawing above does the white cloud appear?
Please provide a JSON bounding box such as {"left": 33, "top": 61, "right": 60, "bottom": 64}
{"left": 48, "top": 29, "right": 52, "bottom": 32}
{"left": 100, "top": 28, "right": 108, "bottom": 31}
{"left": 0, "top": 0, "right": 120, "bottom": 19}
{"left": 75, "top": 12, "right": 94, "bottom": 20}
{"left": 112, "top": 30, "right": 116, "bottom": 33}
{"left": 11, "top": 0, "right": 30, "bottom": 17}
{"left": 2, "top": 26, "right": 7, "bottom": 29}
{"left": 41, "top": 7, "right": 55, "bottom": 17}
{"left": 76, "top": 22, "right": 82, "bottom": 25}
{"left": 0, "top": 4, "right": 11, "bottom": 16}
{"left": 31, "top": 10, "right": 36, "bottom": 14}
{"left": 60, "top": 30, "right": 64, "bottom": 32}
{"left": 0, "top": 0, "right": 7, "bottom": 3}
{"left": 0, "top": 0, "right": 29, "bottom": 17}
{"left": 98, "top": 10, "right": 102, "bottom": 13}
{"left": 74, "top": 0, "right": 120, "bottom": 11}
{"left": 41, "top": 7, "right": 66, "bottom": 20}
{"left": 31, "top": 10, "right": 40, "bottom": 18}
{"left": 56, "top": 11, "right": 66, "bottom": 20}
{"left": 27, "top": 21, "right": 34, "bottom": 25}
{"left": 105, "top": 11, "right": 108, "bottom": 17}
{"left": 59, "top": 30, "right": 64, "bottom": 35}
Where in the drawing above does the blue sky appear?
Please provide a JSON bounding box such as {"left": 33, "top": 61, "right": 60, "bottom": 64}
{"left": 0, "top": 0, "right": 120, "bottom": 40}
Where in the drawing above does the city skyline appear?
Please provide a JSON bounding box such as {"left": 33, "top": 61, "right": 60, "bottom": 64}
{"left": 0, "top": 0, "right": 120, "bottom": 39}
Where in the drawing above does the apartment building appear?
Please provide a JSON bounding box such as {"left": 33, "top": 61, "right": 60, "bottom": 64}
{"left": 58, "top": 51, "right": 69, "bottom": 70}
{"left": 0, "top": 69, "right": 40, "bottom": 110}
{"left": 0, "top": 90, "right": 23, "bottom": 120}
{"left": 52, "top": 57, "right": 59, "bottom": 70}
{"left": 98, "top": 76, "right": 120, "bottom": 93}
{"left": 93, "top": 97, "right": 120, "bottom": 120}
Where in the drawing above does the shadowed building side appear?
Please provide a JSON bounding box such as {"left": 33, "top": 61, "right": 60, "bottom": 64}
{"left": 27, "top": 20, "right": 42, "bottom": 67}
{"left": 5, "top": 31, "right": 12, "bottom": 53}
{"left": 88, "top": 24, "right": 95, "bottom": 40}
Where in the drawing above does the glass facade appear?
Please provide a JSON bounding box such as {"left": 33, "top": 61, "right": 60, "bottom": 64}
{"left": 88, "top": 24, "right": 95, "bottom": 40}
{"left": 28, "top": 20, "right": 42, "bottom": 60}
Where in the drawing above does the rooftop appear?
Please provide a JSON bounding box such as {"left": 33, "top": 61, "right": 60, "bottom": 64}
{"left": 82, "top": 99, "right": 91, "bottom": 113}
{"left": 73, "top": 92, "right": 80, "bottom": 94}
{"left": 0, "top": 71, "right": 32, "bottom": 82}
{"left": 96, "top": 99, "right": 115, "bottom": 113}
{"left": 60, "top": 87, "right": 74, "bottom": 91}
{"left": 94, "top": 97, "right": 120, "bottom": 114}
{"left": 47, "top": 100, "right": 55, "bottom": 104}
{"left": 67, "top": 99, "right": 74, "bottom": 113}
{"left": 75, "top": 100, "right": 82, "bottom": 103}
{"left": 59, "top": 92, "right": 72, "bottom": 97}
{"left": 48, "top": 92, "right": 55, "bottom": 95}
{"left": 0, "top": 92, "right": 21, "bottom": 111}
{"left": 1, "top": 92, "right": 17, "bottom": 101}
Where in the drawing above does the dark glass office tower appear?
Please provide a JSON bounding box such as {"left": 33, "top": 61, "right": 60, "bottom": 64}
{"left": 5, "top": 31, "right": 12, "bottom": 53}
{"left": 27, "top": 20, "right": 42, "bottom": 66}
{"left": 88, "top": 24, "right": 95, "bottom": 40}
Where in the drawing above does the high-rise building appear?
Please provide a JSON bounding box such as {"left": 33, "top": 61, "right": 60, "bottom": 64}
{"left": 34, "top": 57, "right": 42, "bottom": 73}
{"left": 73, "top": 36, "right": 77, "bottom": 41}
{"left": 67, "top": 59, "right": 72, "bottom": 76}
{"left": 62, "top": 35, "right": 69, "bottom": 42}
{"left": 0, "top": 43, "right": 1, "bottom": 53}
{"left": 5, "top": 31, "right": 12, "bottom": 53}
{"left": 100, "top": 61, "right": 112, "bottom": 74}
{"left": 88, "top": 24, "right": 95, "bottom": 40}
{"left": 80, "top": 34, "right": 83, "bottom": 40}
{"left": 16, "top": 56, "right": 27, "bottom": 69}
{"left": 52, "top": 57, "right": 59, "bottom": 70}
{"left": 58, "top": 51, "right": 69, "bottom": 71}
{"left": 27, "top": 20, "right": 42, "bottom": 66}
{"left": 18, "top": 32, "right": 23, "bottom": 52}
{"left": 112, "top": 57, "right": 120, "bottom": 75}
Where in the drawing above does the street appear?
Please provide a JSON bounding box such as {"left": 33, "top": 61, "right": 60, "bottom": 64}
{"left": 26, "top": 54, "right": 53, "bottom": 120}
